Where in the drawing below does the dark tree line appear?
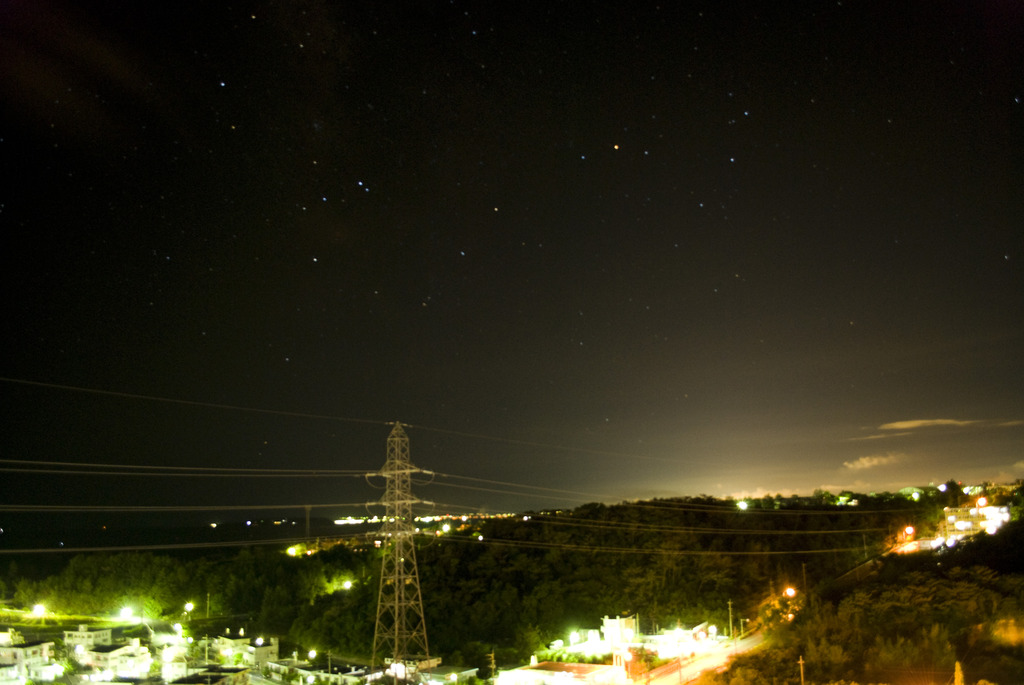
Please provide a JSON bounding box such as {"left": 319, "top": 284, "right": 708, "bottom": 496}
{"left": 696, "top": 520, "right": 1024, "bottom": 685}
{"left": 14, "top": 492, "right": 1016, "bottom": 680}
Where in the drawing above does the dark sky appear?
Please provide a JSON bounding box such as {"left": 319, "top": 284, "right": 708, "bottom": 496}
{"left": 2, "top": 0, "right": 1022, "bottom": 519}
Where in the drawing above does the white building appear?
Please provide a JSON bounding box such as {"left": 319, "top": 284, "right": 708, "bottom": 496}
{"left": 82, "top": 638, "right": 152, "bottom": 678}
{"left": 64, "top": 625, "right": 113, "bottom": 650}
{"left": 939, "top": 504, "right": 1012, "bottom": 544}
{"left": 214, "top": 633, "right": 280, "bottom": 669}
{"left": 0, "top": 640, "right": 56, "bottom": 679}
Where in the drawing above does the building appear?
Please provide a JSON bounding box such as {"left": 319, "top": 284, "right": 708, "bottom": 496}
{"left": 496, "top": 662, "right": 624, "bottom": 685}
{"left": 81, "top": 638, "right": 152, "bottom": 678}
{"left": 172, "top": 666, "right": 249, "bottom": 685}
{"left": 420, "top": 665, "right": 479, "bottom": 685}
{"left": 0, "top": 640, "right": 58, "bottom": 680}
{"left": 939, "top": 504, "right": 1012, "bottom": 545}
{"left": 214, "top": 633, "right": 279, "bottom": 669}
{"left": 64, "top": 625, "right": 113, "bottom": 650}
{"left": 266, "top": 659, "right": 365, "bottom": 685}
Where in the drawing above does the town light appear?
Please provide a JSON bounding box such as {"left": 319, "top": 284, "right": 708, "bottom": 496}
{"left": 120, "top": 607, "right": 134, "bottom": 619}
{"left": 737, "top": 501, "right": 748, "bottom": 511}
{"left": 309, "top": 650, "right": 317, "bottom": 660}
{"left": 784, "top": 587, "right": 796, "bottom": 598}
{"left": 185, "top": 602, "right": 194, "bottom": 613}
{"left": 32, "top": 604, "right": 45, "bottom": 617}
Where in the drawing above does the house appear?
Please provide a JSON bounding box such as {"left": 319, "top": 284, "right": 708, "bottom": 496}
{"left": 420, "top": 665, "right": 479, "bottom": 685}
{"left": 172, "top": 668, "right": 244, "bottom": 685}
{"left": 64, "top": 624, "right": 113, "bottom": 650}
{"left": 0, "top": 639, "right": 65, "bottom": 681}
{"left": 213, "top": 633, "right": 279, "bottom": 669}
{"left": 266, "top": 659, "right": 365, "bottom": 685}
{"left": 82, "top": 638, "right": 152, "bottom": 678}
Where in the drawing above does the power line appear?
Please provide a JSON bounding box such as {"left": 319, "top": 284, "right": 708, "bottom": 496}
{"left": 435, "top": 532, "right": 871, "bottom": 557}
{"left": 0, "top": 458, "right": 369, "bottom": 475}
{"left": 0, "top": 502, "right": 377, "bottom": 513}
{"left": 527, "top": 513, "right": 889, "bottom": 536}
{"left": 0, "top": 376, "right": 389, "bottom": 426}
{"left": 0, "top": 535, "right": 363, "bottom": 555}
{"left": 0, "top": 376, "right": 671, "bottom": 463}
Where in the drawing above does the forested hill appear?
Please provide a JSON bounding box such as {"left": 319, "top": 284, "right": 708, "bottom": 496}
{"left": 6, "top": 492, "right": 1021, "bottom": 679}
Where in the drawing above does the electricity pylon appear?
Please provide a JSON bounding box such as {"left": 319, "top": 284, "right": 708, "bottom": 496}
{"left": 372, "top": 422, "right": 430, "bottom": 681}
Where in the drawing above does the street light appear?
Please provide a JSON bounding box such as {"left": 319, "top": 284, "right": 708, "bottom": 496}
{"left": 784, "top": 587, "right": 796, "bottom": 598}
{"left": 32, "top": 604, "right": 45, "bottom": 618}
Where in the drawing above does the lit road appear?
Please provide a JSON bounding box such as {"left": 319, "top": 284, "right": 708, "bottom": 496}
{"left": 648, "top": 634, "right": 765, "bottom": 685}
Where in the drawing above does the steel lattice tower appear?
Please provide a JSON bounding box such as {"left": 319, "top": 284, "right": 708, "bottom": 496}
{"left": 372, "top": 422, "right": 430, "bottom": 680}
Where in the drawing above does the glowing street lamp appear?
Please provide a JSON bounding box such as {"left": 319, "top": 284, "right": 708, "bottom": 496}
{"left": 120, "top": 607, "right": 134, "bottom": 620}
{"left": 32, "top": 604, "right": 45, "bottom": 618}
{"left": 784, "top": 587, "right": 796, "bottom": 598}
{"left": 308, "top": 650, "right": 317, "bottom": 660}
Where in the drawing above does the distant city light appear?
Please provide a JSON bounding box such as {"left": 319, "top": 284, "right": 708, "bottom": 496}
{"left": 737, "top": 501, "right": 748, "bottom": 511}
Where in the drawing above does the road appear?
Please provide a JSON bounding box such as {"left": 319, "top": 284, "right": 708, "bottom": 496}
{"left": 648, "top": 633, "right": 765, "bottom": 685}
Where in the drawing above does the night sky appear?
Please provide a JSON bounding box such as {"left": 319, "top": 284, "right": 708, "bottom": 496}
{"left": 2, "top": 1, "right": 1022, "bottom": 519}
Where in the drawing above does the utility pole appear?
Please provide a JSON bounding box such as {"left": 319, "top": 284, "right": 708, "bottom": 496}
{"left": 798, "top": 656, "right": 805, "bottom": 685}
{"left": 802, "top": 562, "right": 810, "bottom": 608}
{"left": 372, "top": 423, "right": 430, "bottom": 681}
{"left": 728, "top": 600, "right": 733, "bottom": 640}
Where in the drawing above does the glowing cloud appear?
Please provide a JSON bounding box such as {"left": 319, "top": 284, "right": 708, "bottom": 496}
{"left": 849, "top": 431, "right": 912, "bottom": 441}
{"left": 843, "top": 454, "right": 900, "bottom": 471}
{"left": 878, "top": 419, "right": 979, "bottom": 431}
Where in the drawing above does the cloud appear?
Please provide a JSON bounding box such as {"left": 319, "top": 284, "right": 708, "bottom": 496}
{"left": 878, "top": 419, "right": 979, "bottom": 431}
{"left": 818, "top": 480, "right": 870, "bottom": 491}
{"left": 844, "top": 453, "right": 900, "bottom": 471}
{"left": 852, "top": 418, "right": 1022, "bottom": 441}
{"left": 849, "top": 431, "right": 913, "bottom": 441}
